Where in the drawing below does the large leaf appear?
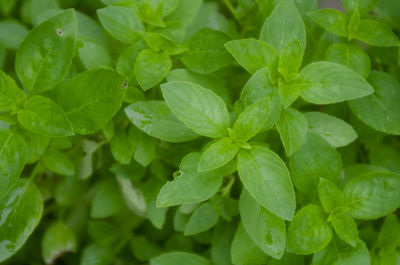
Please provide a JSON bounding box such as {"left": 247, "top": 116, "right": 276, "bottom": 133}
{"left": 15, "top": 9, "right": 77, "bottom": 93}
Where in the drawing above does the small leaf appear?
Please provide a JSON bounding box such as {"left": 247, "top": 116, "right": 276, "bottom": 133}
{"left": 134, "top": 131, "right": 156, "bottom": 167}
{"left": 287, "top": 205, "right": 332, "bottom": 255}
{"left": 198, "top": 138, "right": 239, "bottom": 172}
{"left": 0, "top": 70, "right": 26, "bottom": 112}
{"left": 342, "top": 0, "right": 380, "bottom": 15}
{"left": 78, "top": 41, "right": 111, "bottom": 70}
{"left": 237, "top": 145, "right": 296, "bottom": 220}
{"left": 42, "top": 148, "right": 75, "bottom": 176}
{"left": 0, "top": 19, "right": 28, "bottom": 49}
{"left": 110, "top": 126, "right": 138, "bottom": 165}
{"left": 80, "top": 244, "right": 113, "bottom": 265}
{"left": 90, "top": 178, "right": 125, "bottom": 219}
{"left": 161, "top": 81, "right": 230, "bottom": 138}
{"left": 184, "top": 203, "right": 219, "bottom": 235}
{"left": 150, "top": 252, "right": 211, "bottom": 265}
{"left": 307, "top": 9, "right": 348, "bottom": 37}
{"left": 298, "top": 61, "right": 374, "bottom": 104}
{"left": 117, "top": 176, "right": 147, "bottom": 217}
{"left": 15, "top": 9, "right": 77, "bottom": 93}
{"left": 330, "top": 214, "right": 358, "bottom": 247}
{"left": 17, "top": 96, "right": 74, "bottom": 137}
{"left": 278, "top": 38, "right": 303, "bottom": 80}
{"left": 318, "top": 178, "right": 344, "bottom": 213}
{"left": 353, "top": 19, "right": 400, "bottom": 47}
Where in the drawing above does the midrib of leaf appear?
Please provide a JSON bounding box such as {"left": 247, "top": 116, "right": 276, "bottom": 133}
{"left": 0, "top": 133, "right": 12, "bottom": 155}
{"left": 65, "top": 90, "right": 116, "bottom": 115}
{"left": 30, "top": 42, "right": 54, "bottom": 90}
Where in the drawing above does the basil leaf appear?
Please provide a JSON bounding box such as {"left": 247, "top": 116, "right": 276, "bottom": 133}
{"left": 237, "top": 145, "right": 296, "bottom": 220}
{"left": 17, "top": 129, "right": 49, "bottom": 164}
{"left": 330, "top": 214, "right": 358, "bottom": 247}
{"left": 239, "top": 190, "right": 286, "bottom": 259}
{"left": 349, "top": 71, "right": 400, "bottom": 135}
{"left": 225, "top": 38, "right": 278, "bottom": 74}
{"left": 117, "top": 176, "right": 147, "bottom": 217}
{"left": 42, "top": 148, "right": 75, "bottom": 176}
{"left": 50, "top": 69, "right": 126, "bottom": 135}
{"left": 184, "top": 203, "right": 219, "bottom": 236}
{"left": 78, "top": 41, "right": 111, "bottom": 70}
{"left": 116, "top": 40, "right": 147, "bottom": 84}
{"left": 134, "top": 131, "right": 156, "bottom": 167}
{"left": 278, "top": 38, "right": 303, "bottom": 80}
{"left": 150, "top": 252, "right": 211, "bottom": 265}
{"left": 260, "top": 0, "right": 306, "bottom": 53}
{"left": 0, "top": 20, "right": 28, "bottom": 49}
{"left": 343, "top": 171, "right": 400, "bottom": 219}
{"left": 318, "top": 178, "right": 344, "bottom": 213}
{"left": 125, "top": 101, "right": 198, "bottom": 143}
{"left": 290, "top": 132, "right": 342, "bottom": 194}
{"left": 276, "top": 107, "right": 308, "bottom": 156}
{"left": 305, "top": 111, "right": 358, "bottom": 147}
{"left": 198, "top": 138, "right": 239, "bottom": 172}
{"left": 180, "top": 28, "right": 233, "bottom": 74}
{"left": 308, "top": 9, "right": 348, "bottom": 37}
{"left": 0, "top": 69, "right": 26, "bottom": 112}
{"left": 110, "top": 126, "right": 138, "bottom": 165}
{"left": 161, "top": 81, "right": 230, "bottom": 138}
{"left": 157, "top": 153, "right": 223, "bottom": 207}
{"left": 90, "top": 178, "right": 125, "bottom": 219}
{"left": 298, "top": 61, "right": 374, "bottom": 104}
{"left": 15, "top": 9, "right": 77, "bottom": 93}
{"left": 17, "top": 95, "right": 74, "bottom": 137}
{"left": 80, "top": 244, "right": 114, "bottom": 265}
{"left": 233, "top": 98, "right": 270, "bottom": 142}
{"left": 287, "top": 205, "right": 332, "bottom": 255}
{"left": 135, "top": 49, "right": 172, "bottom": 90}
{"left": 342, "top": 0, "right": 380, "bottom": 15}
{"left": 0, "top": 179, "right": 43, "bottom": 263}
{"left": 97, "top": 6, "right": 144, "bottom": 44}
{"left": 353, "top": 19, "right": 400, "bottom": 47}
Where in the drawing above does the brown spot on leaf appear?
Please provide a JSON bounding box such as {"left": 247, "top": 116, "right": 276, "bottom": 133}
{"left": 122, "top": 81, "right": 128, "bottom": 89}
{"left": 56, "top": 29, "right": 63, "bottom": 36}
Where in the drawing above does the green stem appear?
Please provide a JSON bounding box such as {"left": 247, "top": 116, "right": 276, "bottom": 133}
{"left": 221, "top": 0, "right": 239, "bottom": 21}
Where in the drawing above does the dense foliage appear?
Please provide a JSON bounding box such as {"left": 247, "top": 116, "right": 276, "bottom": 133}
{"left": 0, "top": 0, "right": 400, "bottom": 264}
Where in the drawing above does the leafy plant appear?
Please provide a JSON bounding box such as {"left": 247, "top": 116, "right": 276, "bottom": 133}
{"left": 0, "top": 0, "right": 400, "bottom": 264}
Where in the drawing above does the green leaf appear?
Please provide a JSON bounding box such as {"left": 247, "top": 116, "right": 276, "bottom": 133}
{"left": 343, "top": 171, "right": 400, "bottom": 219}
{"left": 117, "top": 176, "right": 147, "bottom": 217}
{"left": 17, "top": 129, "right": 49, "bottom": 164}
{"left": 15, "top": 9, "right": 77, "bottom": 93}
{"left": 369, "top": 145, "right": 400, "bottom": 174}
{"left": 239, "top": 190, "right": 286, "bottom": 259}
{"left": 330, "top": 214, "right": 358, "bottom": 247}
{"left": 305, "top": 112, "right": 358, "bottom": 147}
{"left": 198, "top": 138, "right": 239, "bottom": 172}
{"left": 42, "top": 221, "right": 77, "bottom": 264}
{"left": 97, "top": 6, "right": 144, "bottom": 44}
{"left": 80, "top": 244, "right": 114, "bottom": 265}
{"left": 88, "top": 221, "right": 120, "bottom": 247}
{"left": 237, "top": 145, "right": 296, "bottom": 220}
{"left": 116, "top": 40, "right": 147, "bottom": 84}
{"left": 290, "top": 132, "right": 342, "bottom": 194}
{"left": 125, "top": 101, "right": 198, "bottom": 143}
{"left": 130, "top": 235, "right": 162, "bottom": 261}
{"left": 276, "top": 107, "right": 308, "bottom": 156}
{"left": 161, "top": 81, "right": 230, "bottom": 138}
{"left": 78, "top": 41, "right": 111, "bottom": 70}
{"left": 90, "top": 178, "right": 125, "bottom": 219}
{"left": 17, "top": 95, "right": 74, "bottom": 137}
{"left": 349, "top": 71, "right": 400, "bottom": 135}
{"left": 342, "top": 0, "right": 381, "bottom": 15}
{"left": 166, "top": 0, "right": 203, "bottom": 28}
{"left": 278, "top": 38, "right": 303, "bottom": 81}
{"left": 0, "top": 130, "right": 27, "bottom": 198}
{"left": 150, "top": 252, "right": 211, "bottom": 265}
{"left": 233, "top": 98, "right": 270, "bottom": 142}
{"left": 0, "top": 19, "right": 28, "bottom": 49}
{"left": 110, "top": 126, "right": 138, "bottom": 165}
{"left": 135, "top": 49, "right": 172, "bottom": 90}
{"left": 318, "top": 178, "right": 344, "bottom": 213}
{"left": 278, "top": 80, "right": 301, "bottom": 108}
{"left": 141, "top": 178, "right": 168, "bottom": 229}
{"left": 231, "top": 222, "right": 269, "bottom": 265}
{"left": 0, "top": 179, "right": 43, "bottom": 263}
{"left": 180, "top": 28, "right": 232, "bottom": 74}
{"left": 287, "top": 205, "right": 332, "bottom": 255}
{"left": 42, "top": 148, "right": 75, "bottom": 176}
{"left": 376, "top": 214, "right": 400, "bottom": 251}
{"left": 298, "top": 61, "right": 374, "bottom": 104}
{"left": 157, "top": 153, "right": 223, "bottom": 207}
{"left": 134, "top": 131, "right": 156, "bottom": 167}
{"left": 50, "top": 69, "right": 126, "bottom": 135}
{"left": 260, "top": 0, "right": 306, "bottom": 53}
{"left": 211, "top": 221, "right": 235, "bottom": 265}
{"left": 353, "top": 19, "right": 400, "bottom": 47}
{"left": 307, "top": 9, "right": 348, "bottom": 37}
{"left": 0, "top": 70, "right": 26, "bottom": 112}
{"left": 224, "top": 38, "right": 278, "bottom": 74}
{"left": 325, "top": 43, "right": 371, "bottom": 78}
{"left": 184, "top": 203, "right": 219, "bottom": 235}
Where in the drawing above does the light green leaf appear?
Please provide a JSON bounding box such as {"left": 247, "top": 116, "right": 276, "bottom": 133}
{"left": 134, "top": 131, "right": 156, "bottom": 167}
{"left": 369, "top": 145, "right": 400, "bottom": 174}
{"left": 211, "top": 221, "right": 236, "bottom": 265}
{"left": 376, "top": 214, "right": 400, "bottom": 251}
{"left": 239, "top": 190, "right": 286, "bottom": 259}
{"left": 42, "top": 148, "right": 75, "bottom": 176}
{"left": 117, "top": 176, "right": 147, "bottom": 217}
{"left": 42, "top": 221, "right": 77, "bottom": 264}
{"left": 50, "top": 69, "right": 126, "bottom": 135}
{"left": 233, "top": 98, "right": 270, "bottom": 142}
{"left": 15, "top": 9, "right": 77, "bottom": 93}
{"left": 17, "top": 129, "right": 49, "bottom": 164}
{"left": 276, "top": 107, "right": 308, "bottom": 156}
{"left": 17, "top": 95, "right": 74, "bottom": 137}
{"left": 110, "top": 126, "right": 138, "bottom": 165}
{"left": 125, "top": 101, "right": 198, "bottom": 143}
{"left": 0, "top": 179, "right": 43, "bottom": 263}
{"left": 237, "top": 145, "right": 296, "bottom": 220}
{"left": 80, "top": 244, "right": 114, "bottom": 265}
{"left": 330, "top": 214, "right": 358, "bottom": 247}
{"left": 298, "top": 61, "right": 374, "bottom": 104}
{"left": 116, "top": 40, "right": 147, "bottom": 84}
{"left": 150, "top": 252, "right": 211, "bottom": 265}
{"left": 287, "top": 205, "right": 332, "bottom": 255}
{"left": 326, "top": 43, "right": 370, "bottom": 78}
{"left": 318, "top": 178, "right": 344, "bottom": 213}
{"left": 278, "top": 38, "right": 303, "bottom": 81}
{"left": 290, "top": 132, "right": 342, "bottom": 194}
{"left": 166, "top": 0, "right": 203, "bottom": 28}
{"left": 78, "top": 41, "right": 111, "bottom": 70}
{"left": 349, "top": 71, "right": 400, "bottom": 135}
{"left": 180, "top": 28, "right": 233, "bottom": 74}
{"left": 90, "top": 178, "right": 125, "bottom": 219}
{"left": 0, "top": 19, "right": 28, "bottom": 49}
{"left": 157, "top": 153, "right": 223, "bottom": 207}
{"left": 344, "top": 171, "right": 400, "bottom": 219}
{"left": 353, "top": 19, "right": 399, "bottom": 47}
{"left": 231, "top": 222, "right": 269, "bottom": 265}
{"left": 342, "top": 0, "right": 381, "bottom": 15}
{"left": 97, "top": 6, "right": 144, "bottom": 44}
{"left": 308, "top": 9, "right": 348, "bottom": 37}
{"left": 198, "top": 138, "right": 239, "bottom": 172}
{"left": 260, "top": 0, "right": 306, "bottom": 53}
{"left": 135, "top": 49, "right": 172, "bottom": 90}
{"left": 161, "top": 81, "right": 230, "bottom": 138}
{"left": 305, "top": 112, "right": 358, "bottom": 147}
{"left": 0, "top": 70, "right": 26, "bottom": 112}
{"left": 278, "top": 80, "right": 301, "bottom": 108}
{"left": 184, "top": 203, "right": 219, "bottom": 235}
{"left": 141, "top": 178, "right": 168, "bottom": 229}
{"left": 224, "top": 38, "right": 278, "bottom": 74}
{"left": 0, "top": 130, "right": 27, "bottom": 198}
